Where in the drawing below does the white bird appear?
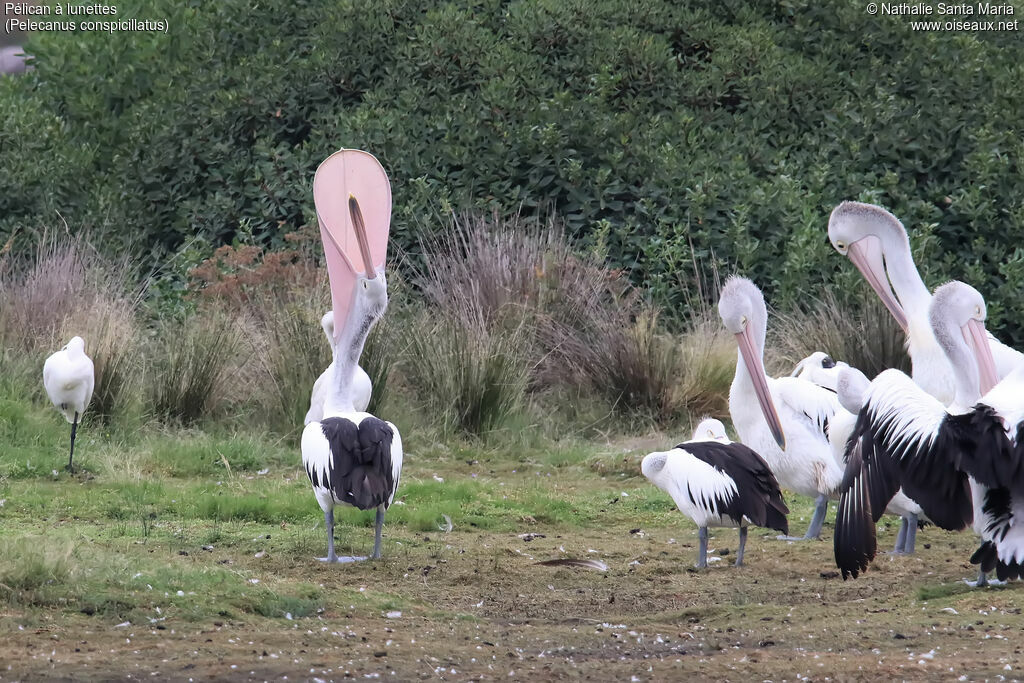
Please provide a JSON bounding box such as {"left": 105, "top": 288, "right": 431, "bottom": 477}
{"left": 718, "top": 277, "right": 844, "bottom": 540}
{"left": 305, "top": 310, "right": 372, "bottom": 424}
{"left": 828, "top": 201, "right": 1024, "bottom": 404}
{"left": 834, "top": 282, "right": 1024, "bottom": 583}
{"left": 301, "top": 158, "right": 403, "bottom": 563}
{"left": 641, "top": 418, "right": 789, "bottom": 568}
{"left": 832, "top": 366, "right": 925, "bottom": 554}
{"left": 791, "top": 351, "right": 849, "bottom": 391}
{"left": 43, "top": 336, "right": 94, "bottom": 472}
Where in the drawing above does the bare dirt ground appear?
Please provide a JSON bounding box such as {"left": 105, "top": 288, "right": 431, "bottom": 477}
{"left": 3, "top": 517, "right": 1022, "bottom": 681}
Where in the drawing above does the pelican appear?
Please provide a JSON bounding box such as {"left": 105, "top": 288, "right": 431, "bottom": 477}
{"left": 641, "top": 418, "right": 788, "bottom": 568}
{"left": 301, "top": 150, "right": 403, "bottom": 563}
{"left": 305, "top": 310, "right": 372, "bottom": 424}
{"left": 718, "top": 277, "right": 843, "bottom": 540}
{"left": 791, "top": 351, "right": 849, "bottom": 391}
{"left": 833, "top": 282, "right": 1024, "bottom": 583}
{"left": 828, "top": 201, "right": 1024, "bottom": 404}
{"left": 43, "top": 336, "right": 94, "bottom": 472}
{"left": 831, "top": 366, "right": 925, "bottom": 554}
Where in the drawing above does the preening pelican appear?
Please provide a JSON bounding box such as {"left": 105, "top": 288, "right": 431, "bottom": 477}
{"left": 43, "top": 336, "right": 94, "bottom": 472}
{"left": 641, "top": 418, "right": 788, "bottom": 568}
{"left": 833, "top": 282, "right": 1024, "bottom": 582}
{"left": 828, "top": 201, "right": 1024, "bottom": 404}
{"left": 791, "top": 351, "right": 849, "bottom": 392}
{"left": 718, "top": 277, "right": 844, "bottom": 540}
{"left": 301, "top": 150, "right": 403, "bottom": 563}
{"left": 305, "top": 310, "right": 372, "bottom": 425}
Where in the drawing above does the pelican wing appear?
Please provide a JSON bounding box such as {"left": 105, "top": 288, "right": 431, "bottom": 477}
{"left": 858, "top": 370, "right": 973, "bottom": 531}
{"left": 680, "top": 442, "right": 789, "bottom": 534}
{"left": 773, "top": 376, "right": 841, "bottom": 442}
{"left": 320, "top": 415, "right": 397, "bottom": 510}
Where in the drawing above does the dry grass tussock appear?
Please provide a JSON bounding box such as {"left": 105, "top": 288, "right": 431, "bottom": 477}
{"left": 0, "top": 231, "right": 142, "bottom": 420}
{"left": 769, "top": 287, "right": 910, "bottom": 378}
{"left": 407, "top": 213, "right": 736, "bottom": 432}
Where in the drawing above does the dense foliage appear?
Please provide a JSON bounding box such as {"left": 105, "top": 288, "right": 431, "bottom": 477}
{"left": 3, "top": 1, "right": 1024, "bottom": 339}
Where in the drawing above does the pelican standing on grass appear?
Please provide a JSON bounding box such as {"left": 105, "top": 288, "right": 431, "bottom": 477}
{"left": 718, "top": 277, "right": 844, "bottom": 540}
{"left": 834, "top": 282, "right": 1024, "bottom": 583}
{"left": 301, "top": 150, "right": 403, "bottom": 563}
{"left": 43, "top": 336, "right": 94, "bottom": 472}
{"left": 641, "top": 418, "right": 789, "bottom": 568}
{"left": 305, "top": 310, "right": 372, "bottom": 424}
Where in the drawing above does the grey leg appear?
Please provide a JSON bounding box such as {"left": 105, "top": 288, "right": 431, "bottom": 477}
{"left": 736, "top": 526, "right": 747, "bottom": 567}
{"left": 892, "top": 517, "right": 909, "bottom": 554}
{"left": 317, "top": 508, "right": 339, "bottom": 563}
{"left": 697, "top": 527, "right": 708, "bottom": 569}
{"left": 67, "top": 412, "right": 78, "bottom": 472}
{"left": 372, "top": 505, "right": 385, "bottom": 559}
{"left": 803, "top": 495, "right": 828, "bottom": 539}
{"left": 902, "top": 514, "right": 918, "bottom": 554}
{"left": 976, "top": 569, "right": 989, "bottom": 588}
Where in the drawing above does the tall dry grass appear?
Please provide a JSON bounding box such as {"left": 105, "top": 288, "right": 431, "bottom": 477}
{"left": 148, "top": 311, "right": 241, "bottom": 425}
{"left": 406, "top": 213, "right": 735, "bottom": 431}
{"left": 0, "top": 231, "right": 142, "bottom": 420}
{"left": 769, "top": 288, "right": 910, "bottom": 378}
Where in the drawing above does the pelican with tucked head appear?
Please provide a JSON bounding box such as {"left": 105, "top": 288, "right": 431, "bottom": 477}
{"left": 43, "top": 336, "right": 94, "bottom": 472}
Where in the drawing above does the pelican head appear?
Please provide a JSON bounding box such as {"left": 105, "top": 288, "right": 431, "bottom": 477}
{"left": 346, "top": 196, "right": 389, "bottom": 325}
{"left": 929, "top": 281, "right": 997, "bottom": 397}
{"left": 828, "top": 201, "right": 910, "bottom": 333}
{"left": 320, "top": 311, "right": 335, "bottom": 345}
{"left": 692, "top": 418, "right": 729, "bottom": 443}
{"left": 64, "top": 336, "right": 86, "bottom": 356}
{"left": 836, "top": 366, "right": 871, "bottom": 414}
{"left": 640, "top": 451, "right": 669, "bottom": 482}
{"left": 718, "top": 276, "right": 786, "bottom": 449}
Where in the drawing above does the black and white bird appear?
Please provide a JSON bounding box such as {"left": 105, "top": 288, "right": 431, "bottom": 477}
{"left": 718, "top": 276, "right": 843, "bottom": 540}
{"left": 641, "top": 418, "right": 789, "bottom": 568}
{"left": 834, "top": 282, "right": 1024, "bottom": 582}
{"left": 43, "top": 336, "right": 94, "bottom": 472}
{"left": 301, "top": 151, "right": 402, "bottom": 563}
{"left": 305, "top": 310, "right": 372, "bottom": 424}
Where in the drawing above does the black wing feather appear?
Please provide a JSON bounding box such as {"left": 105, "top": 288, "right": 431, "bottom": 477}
{"left": 861, "top": 402, "right": 973, "bottom": 531}
{"left": 321, "top": 417, "right": 396, "bottom": 510}
{"left": 678, "top": 442, "right": 789, "bottom": 535}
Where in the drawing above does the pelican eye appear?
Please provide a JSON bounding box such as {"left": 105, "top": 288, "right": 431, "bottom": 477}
{"left": 740, "top": 315, "right": 748, "bottom": 326}
{"left": 821, "top": 355, "right": 836, "bottom": 369}
{"left": 975, "top": 305, "right": 982, "bottom": 316}
{"left": 835, "top": 240, "right": 846, "bottom": 251}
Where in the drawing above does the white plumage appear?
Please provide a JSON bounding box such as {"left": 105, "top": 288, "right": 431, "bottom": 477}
{"left": 641, "top": 418, "right": 789, "bottom": 568}
{"left": 42, "top": 336, "right": 94, "bottom": 471}
{"left": 718, "top": 277, "right": 844, "bottom": 540}
{"left": 305, "top": 310, "right": 372, "bottom": 425}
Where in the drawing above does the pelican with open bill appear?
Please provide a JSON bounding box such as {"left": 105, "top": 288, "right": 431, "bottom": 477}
{"left": 300, "top": 150, "right": 404, "bottom": 563}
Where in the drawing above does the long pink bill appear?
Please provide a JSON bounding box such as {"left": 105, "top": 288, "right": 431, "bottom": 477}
{"left": 348, "top": 195, "right": 377, "bottom": 279}
{"left": 847, "top": 236, "right": 909, "bottom": 333}
{"left": 735, "top": 328, "right": 787, "bottom": 450}
{"left": 963, "top": 318, "right": 998, "bottom": 395}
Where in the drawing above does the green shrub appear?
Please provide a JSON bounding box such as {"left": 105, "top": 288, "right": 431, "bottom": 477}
{"left": 3, "top": 0, "right": 1024, "bottom": 342}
